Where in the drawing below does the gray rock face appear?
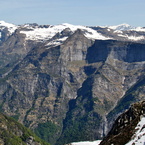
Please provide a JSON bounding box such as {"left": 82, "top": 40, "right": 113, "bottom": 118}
{"left": 0, "top": 23, "right": 145, "bottom": 145}
{"left": 0, "top": 28, "right": 39, "bottom": 77}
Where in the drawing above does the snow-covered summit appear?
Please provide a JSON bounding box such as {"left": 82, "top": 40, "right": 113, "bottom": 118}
{"left": 0, "top": 21, "right": 18, "bottom": 34}
{"left": 20, "top": 23, "right": 111, "bottom": 42}
{"left": 109, "top": 23, "right": 134, "bottom": 31}
{"left": 108, "top": 23, "right": 145, "bottom": 33}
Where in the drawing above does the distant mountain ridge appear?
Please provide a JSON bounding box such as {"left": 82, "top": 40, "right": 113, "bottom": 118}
{"left": 108, "top": 23, "right": 134, "bottom": 30}
{"left": 1, "top": 21, "right": 145, "bottom": 44}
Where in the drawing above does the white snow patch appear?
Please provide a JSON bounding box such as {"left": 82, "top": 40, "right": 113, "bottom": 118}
{"left": 110, "top": 24, "right": 145, "bottom": 32}
{"left": 109, "top": 23, "right": 134, "bottom": 31}
{"left": 20, "top": 26, "right": 62, "bottom": 41}
{"left": 125, "top": 117, "right": 145, "bottom": 145}
{"left": 46, "top": 36, "right": 68, "bottom": 48}
{"left": 114, "top": 30, "right": 123, "bottom": 34}
{"left": 63, "top": 23, "right": 111, "bottom": 40}
{"left": 127, "top": 35, "right": 144, "bottom": 41}
{"left": 117, "top": 33, "right": 144, "bottom": 41}
{"left": 0, "top": 21, "right": 18, "bottom": 34}
{"left": 62, "top": 23, "right": 111, "bottom": 40}
{"left": 131, "top": 27, "right": 145, "bottom": 32}
{"left": 20, "top": 24, "right": 70, "bottom": 41}
{"left": 84, "top": 28, "right": 111, "bottom": 40}
{"left": 20, "top": 23, "right": 111, "bottom": 42}
{"left": 67, "top": 140, "right": 101, "bottom": 145}
{"left": 118, "top": 34, "right": 126, "bottom": 37}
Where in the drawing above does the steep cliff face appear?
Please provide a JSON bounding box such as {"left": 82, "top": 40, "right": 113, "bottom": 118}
{"left": 0, "top": 22, "right": 145, "bottom": 145}
{"left": 56, "top": 40, "right": 145, "bottom": 145}
{"left": 100, "top": 101, "right": 145, "bottom": 145}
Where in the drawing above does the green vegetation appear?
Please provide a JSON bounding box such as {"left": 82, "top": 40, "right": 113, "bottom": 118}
{"left": 11, "top": 114, "right": 20, "bottom": 121}
{"left": 34, "top": 121, "right": 59, "bottom": 145}
{"left": 56, "top": 111, "right": 102, "bottom": 145}
{"left": 56, "top": 76, "right": 103, "bottom": 145}
{"left": 57, "top": 120, "right": 87, "bottom": 145}
{"left": 0, "top": 113, "right": 50, "bottom": 145}
{"left": 1, "top": 129, "right": 25, "bottom": 145}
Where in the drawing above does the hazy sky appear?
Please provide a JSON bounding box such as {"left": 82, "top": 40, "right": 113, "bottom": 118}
{"left": 0, "top": 0, "right": 145, "bottom": 27}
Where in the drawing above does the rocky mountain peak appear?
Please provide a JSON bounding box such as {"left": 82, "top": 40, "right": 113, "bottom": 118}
{"left": 0, "top": 21, "right": 18, "bottom": 34}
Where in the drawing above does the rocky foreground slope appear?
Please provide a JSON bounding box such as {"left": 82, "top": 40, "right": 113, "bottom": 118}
{"left": 0, "top": 112, "right": 50, "bottom": 145}
{"left": 100, "top": 101, "right": 145, "bottom": 145}
{"left": 0, "top": 21, "right": 145, "bottom": 145}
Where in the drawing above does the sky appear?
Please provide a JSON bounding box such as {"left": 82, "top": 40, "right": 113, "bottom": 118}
{"left": 0, "top": 0, "right": 145, "bottom": 27}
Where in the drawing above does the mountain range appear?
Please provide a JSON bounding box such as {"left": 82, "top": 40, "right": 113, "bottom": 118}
{"left": 0, "top": 21, "right": 145, "bottom": 145}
